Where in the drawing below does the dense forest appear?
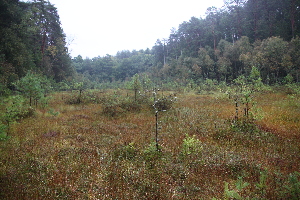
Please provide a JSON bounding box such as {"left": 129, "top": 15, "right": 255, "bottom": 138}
{"left": 72, "top": 0, "right": 300, "bottom": 88}
{"left": 1, "top": 0, "right": 300, "bottom": 93}
{"left": 0, "top": 0, "right": 73, "bottom": 94}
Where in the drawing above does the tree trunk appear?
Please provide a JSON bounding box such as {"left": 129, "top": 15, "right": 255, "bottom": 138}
{"left": 252, "top": 0, "right": 258, "bottom": 40}
{"left": 290, "top": 0, "right": 296, "bottom": 38}
{"left": 134, "top": 89, "right": 137, "bottom": 101}
{"left": 155, "top": 111, "right": 159, "bottom": 151}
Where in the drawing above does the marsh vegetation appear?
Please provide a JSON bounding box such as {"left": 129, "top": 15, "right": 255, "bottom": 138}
{"left": 0, "top": 83, "right": 299, "bottom": 199}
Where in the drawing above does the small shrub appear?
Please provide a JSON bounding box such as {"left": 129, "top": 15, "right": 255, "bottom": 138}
{"left": 230, "top": 117, "right": 259, "bottom": 133}
{"left": 64, "top": 93, "right": 81, "bottom": 104}
{"left": 112, "top": 143, "right": 137, "bottom": 160}
{"left": 19, "top": 106, "right": 35, "bottom": 119}
{"left": 120, "top": 98, "right": 142, "bottom": 112}
{"left": 80, "top": 90, "right": 102, "bottom": 104}
{"left": 0, "top": 123, "right": 8, "bottom": 140}
{"left": 0, "top": 95, "right": 34, "bottom": 138}
{"left": 285, "top": 171, "right": 300, "bottom": 199}
{"left": 284, "top": 74, "right": 294, "bottom": 84}
{"left": 286, "top": 83, "right": 300, "bottom": 95}
{"left": 1, "top": 95, "right": 34, "bottom": 124}
{"left": 153, "top": 98, "right": 174, "bottom": 111}
{"left": 213, "top": 120, "right": 275, "bottom": 148}
{"left": 102, "top": 96, "right": 145, "bottom": 117}
{"left": 38, "top": 96, "right": 51, "bottom": 109}
{"left": 255, "top": 170, "right": 268, "bottom": 196}
{"left": 102, "top": 103, "right": 125, "bottom": 118}
{"left": 127, "top": 74, "right": 142, "bottom": 101}
{"left": 64, "top": 90, "right": 101, "bottom": 105}
{"left": 47, "top": 108, "right": 60, "bottom": 116}
{"left": 142, "top": 142, "right": 162, "bottom": 162}
{"left": 180, "top": 134, "right": 202, "bottom": 158}
{"left": 222, "top": 176, "right": 249, "bottom": 200}
{"left": 198, "top": 79, "right": 218, "bottom": 93}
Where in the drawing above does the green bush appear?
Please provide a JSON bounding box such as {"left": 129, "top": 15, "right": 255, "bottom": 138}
{"left": 1, "top": 95, "right": 34, "bottom": 125}
{"left": 0, "top": 95, "right": 34, "bottom": 138}
{"left": 120, "top": 98, "right": 142, "bottom": 112}
{"left": 153, "top": 98, "right": 174, "bottom": 111}
{"left": 221, "top": 176, "right": 249, "bottom": 200}
{"left": 180, "top": 134, "right": 202, "bottom": 157}
{"left": 64, "top": 92, "right": 81, "bottom": 104}
{"left": 13, "top": 71, "right": 51, "bottom": 106}
{"left": 286, "top": 83, "right": 300, "bottom": 95}
{"left": 112, "top": 143, "right": 137, "bottom": 161}
{"left": 142, "top": 142, "right": 162, "bottom": 162}
{"left": 0, "top": 123, "right": 8, "bottom": 140}
{"left": 47, "top": 108, "right": 60, "bottom": 116}
{"left": 101, "top": 95, "right": 145, "bottom": 117}
{"left": 285, "top": 172, "right": 300, "bottom": 199}
{"left": 102, "top": 102, "right": 125, "bottom": 117}
{"left": 214, "top": 170, "right": 300, "bottom": 199}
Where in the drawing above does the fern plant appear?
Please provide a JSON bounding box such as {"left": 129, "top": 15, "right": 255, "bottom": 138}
{"left": 222, "top": 176, "right": 249, "bottom": 200}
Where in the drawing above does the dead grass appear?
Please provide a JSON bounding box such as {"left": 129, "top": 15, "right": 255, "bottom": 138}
{"left": 0, "top": 89, "right": 299, "bottom": 199}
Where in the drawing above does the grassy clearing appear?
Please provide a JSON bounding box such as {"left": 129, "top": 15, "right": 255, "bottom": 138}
{"left": 0, "top": 89, "right": 299, "bottom": 199}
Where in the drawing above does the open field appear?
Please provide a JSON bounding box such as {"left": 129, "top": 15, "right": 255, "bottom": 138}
{"left": 0, "top": 88, "right": 299, "bottom": 199}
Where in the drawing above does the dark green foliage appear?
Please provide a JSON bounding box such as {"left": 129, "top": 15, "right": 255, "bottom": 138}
{"left": 0, "top": 95, "right": 34, "bottom": 137}
{"left": 0, "top": 0, "right": 72, "bottom": 91}
{"left": 14, "top": 71, "right": 51, "bottom": 106}
{"left": 0, "top": 95, "right": 34, "bottom": 124}
{"left": 142, "top": 142, "right": 162, "bottom": 162}
{"left": 285, "top": 172, "right": 300, "bottom": 199}
{"left": 0, "top": 123, "right": 8, "bottom": 140}
{"left": 153, "top": 98, "right": 174, "bottom": 111}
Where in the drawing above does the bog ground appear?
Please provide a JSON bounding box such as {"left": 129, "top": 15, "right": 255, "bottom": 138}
{"left": 0, "top": 89, "right": 299, "bottom": 199}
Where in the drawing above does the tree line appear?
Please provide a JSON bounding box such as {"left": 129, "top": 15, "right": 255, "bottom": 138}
{"left": 74, "top": 0, "right": 300, "bottom": 87}
{"left": 0, "top": 0, "right": 73, "bottom": 94}
{"left": 1, "top": 0, "right": 300, "bottom": 95}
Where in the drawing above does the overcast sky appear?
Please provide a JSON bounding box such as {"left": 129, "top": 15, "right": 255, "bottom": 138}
{"left": 49, "top": 0, "right": 225, "bottom": 58}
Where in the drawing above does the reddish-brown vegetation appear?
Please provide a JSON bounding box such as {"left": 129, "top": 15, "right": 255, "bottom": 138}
{"left": 0, "top": 89, "right": 299, "bottom": 199}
